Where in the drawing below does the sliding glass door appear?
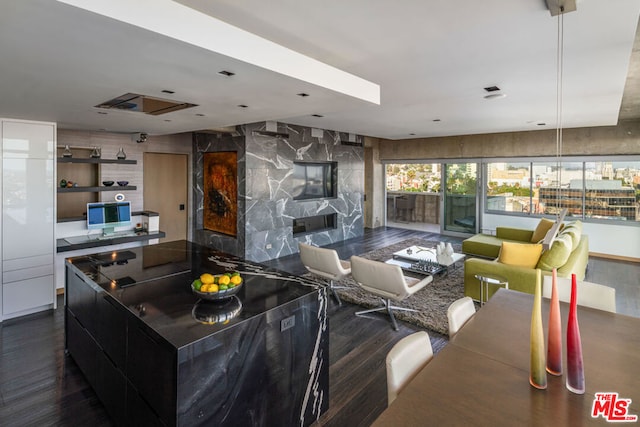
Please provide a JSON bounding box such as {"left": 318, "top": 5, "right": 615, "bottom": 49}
{"left": 442, "top": 163, "right": 479, "bottom": 235}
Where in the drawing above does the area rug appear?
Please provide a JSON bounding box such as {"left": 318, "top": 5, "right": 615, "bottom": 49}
{"left": 303, "top": 238, "right": 468, "bottom": 336}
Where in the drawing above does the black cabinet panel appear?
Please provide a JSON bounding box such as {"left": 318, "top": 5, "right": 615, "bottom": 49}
{"left": 126, "top": 383, "right": 165, "bottom": 427}
{"left": 66, "top": 310, "right": 98, "bottom": 385}
{"left": 66, "top": 271, "right": 96, "bottom": 332}
{"left": 95, "top": 294, "right": 127, "bottom": 368}
{"left": 94, "top": 350, "right": 127, "bottom": 426}
{"left": 127, "top": 325, "right": 176, "bottom": 424}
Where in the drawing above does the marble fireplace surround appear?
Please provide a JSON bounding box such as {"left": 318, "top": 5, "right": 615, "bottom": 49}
{"left": 194, "top": 121, "right": 365, "bottom": 263}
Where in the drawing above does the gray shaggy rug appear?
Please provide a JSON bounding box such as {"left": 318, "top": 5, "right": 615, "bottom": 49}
{"left": 303, "top": 238, "right": 468, "bottom": 336}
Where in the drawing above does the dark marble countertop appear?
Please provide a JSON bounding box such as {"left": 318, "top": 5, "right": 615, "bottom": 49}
{"left": 65, "top": 240, "right": 321, "bottom": 349}
{"left": 57, "top": 230, "right": 166, "bottom": 253}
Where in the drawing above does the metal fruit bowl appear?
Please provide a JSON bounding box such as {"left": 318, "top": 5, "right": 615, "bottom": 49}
{"left": 191, "top": 279, "right": 243, "bottom": 301}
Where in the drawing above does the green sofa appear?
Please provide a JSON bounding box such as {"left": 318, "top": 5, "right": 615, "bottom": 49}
{"left": 462, "top": 221, "right": 589, "bottom": 301}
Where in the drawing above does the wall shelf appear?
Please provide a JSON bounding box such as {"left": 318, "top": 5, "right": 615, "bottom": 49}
{"left": 57, "top": 157, "right": 137, "bottom": 165}
{"left": 58, "top": 185, "right": 137, "bottom": 193}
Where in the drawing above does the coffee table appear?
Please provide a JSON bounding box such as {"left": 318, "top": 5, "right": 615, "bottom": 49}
{"left": 386, "top": 245, "right": 465, "bottom": 276}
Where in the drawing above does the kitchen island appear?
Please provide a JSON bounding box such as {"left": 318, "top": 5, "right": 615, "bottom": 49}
{"left": 64, "top": 240, "right": 328, "bottom": 427}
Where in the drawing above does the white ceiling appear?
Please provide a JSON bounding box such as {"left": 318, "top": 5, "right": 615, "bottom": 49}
{"left": 0, "top": 0, "right": 639, "bottom": 140}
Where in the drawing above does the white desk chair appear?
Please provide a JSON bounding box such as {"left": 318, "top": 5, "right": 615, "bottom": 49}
{"left": 350, "top": 255, "right": 432, "bottom": 330}
{"left": 298, "top": 242, "right": 351, "bottom": 305}
{"left": 386, "top": 331, "right": 433, "bottom": 405}
{"left": 447, "top": 296, "right": 476, "bottom": 338}
{"left": 542, "top": 275, "right": 616, "bottom": 313}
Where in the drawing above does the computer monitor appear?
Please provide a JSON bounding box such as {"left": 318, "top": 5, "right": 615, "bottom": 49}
{"left": 87, "top": 201, "right": 132, "bottom": 235}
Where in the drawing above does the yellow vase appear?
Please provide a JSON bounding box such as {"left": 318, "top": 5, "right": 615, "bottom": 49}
{"left": 546, "top": 268, "right": 563, "bottom": 375}
{"left": 530, "top": 269, "right": 547, "bottom": 389}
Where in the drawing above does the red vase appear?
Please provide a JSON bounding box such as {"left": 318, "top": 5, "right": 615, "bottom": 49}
{"left": 546, "top": 269, "right": 562, "bottom": 375}
{"left": 566, "top": 273, "right": 585, "bottom": 394}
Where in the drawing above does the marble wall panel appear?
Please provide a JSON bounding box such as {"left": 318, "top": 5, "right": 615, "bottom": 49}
{"left": 194, "top": 121, "right": 364, "bottom": 263}
{"left": 193, "top": 131, "right": 246, "bottom": 257}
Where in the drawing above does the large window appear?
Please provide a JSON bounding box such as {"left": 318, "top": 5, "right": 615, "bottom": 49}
{"left": 486, "top": 159, "right": 640, "bottom": 224}
{"left": 486, "top": 162, "right": 533, "bottom": 213}
{"left": 386, "top": 163, "right": 441, "bottom": 192}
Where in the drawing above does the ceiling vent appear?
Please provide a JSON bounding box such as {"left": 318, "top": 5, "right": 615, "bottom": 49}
{"left": 95, "top": 93, "right": 197, "bottom": 116}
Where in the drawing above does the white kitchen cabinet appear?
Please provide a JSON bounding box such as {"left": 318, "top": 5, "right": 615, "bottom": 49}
{"left": 1, "top": 119, "right": 56, "bottom": 321}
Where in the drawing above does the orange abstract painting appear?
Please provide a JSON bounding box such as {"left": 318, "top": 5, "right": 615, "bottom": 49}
{"left": 203, "top": 152, "right": 237, "bottom": 236}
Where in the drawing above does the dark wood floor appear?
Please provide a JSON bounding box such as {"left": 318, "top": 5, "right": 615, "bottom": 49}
{"left": 1, "top": 226, "right": 638, "bottom": 426}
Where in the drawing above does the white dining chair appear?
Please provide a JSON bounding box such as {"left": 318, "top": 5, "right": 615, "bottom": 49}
{"left": 542, "top": 275, "right": 616, "bottom": 313}
{"left": 299, "top": 242, "right": 351, "bottom": 305}
{"left": 447, "top": 296, "right": 476, "bottom": 338}
{"left": 386, "top": 331, "right": 433, "bottom": 405}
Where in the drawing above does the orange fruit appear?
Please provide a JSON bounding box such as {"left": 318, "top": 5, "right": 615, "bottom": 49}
{"left": 218, "top": 275, "right": 230, "bottom": 286}
{"left": 230, "top": 275, "right": 242, "bottom": 285}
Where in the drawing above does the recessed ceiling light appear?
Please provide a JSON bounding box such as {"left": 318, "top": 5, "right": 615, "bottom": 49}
{"left": 484, "top": 93, "right": 507, "bottom": 100}
{"left": 218, "top": 70, "right": 235, "bottom": 77}
{"left": 409, "top": 133, "right": 416, "bottom": 136}
{"left": 161, "top": 89, "right": 175, "bottom": 94}
{"left": 484, "top": 86, "right": 501, "bottom": 92}
{"left": 97, "top": 111, "right": 108, "bottom": 115}
{"left": 237, "top": 104, "right": 248, "bottom": 108}
{"left": 311, "top": 114, "right": 323, "bottom": 118}
{"left": 537, "top": 122, "right": 547, "bottom": 126}
{"left": 164, "top": 119, "right": 171, "bottom": 122}
{"left": 196, "top": 113, "right": 205, "bottom": 117}
{"left": 297, "top": 93, "right": 310, "bottom": 97}
{"left": 432, "top": 118, "right": 441, "bottom": 122}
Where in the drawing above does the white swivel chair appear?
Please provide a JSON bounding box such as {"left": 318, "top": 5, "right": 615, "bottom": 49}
{"left": 350, "top": 255, "right": 432, "bottom": 330}
{"left": 386, "top": 331, "right": 433, "bottom": 405}
{"left": 447, "top": 296, "right": 476, "bottom": 339}
{"left": 542, "top": 275, "right": 617, "bottom": 313}
{"left": 298, "top": 242, "right": 351, "bottom": 305}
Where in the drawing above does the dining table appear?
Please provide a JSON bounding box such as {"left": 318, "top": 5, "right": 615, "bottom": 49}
{"left": 372, "top": 288, "right": 640, "bottom": 426}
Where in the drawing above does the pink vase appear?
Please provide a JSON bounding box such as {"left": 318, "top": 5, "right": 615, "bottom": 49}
{"left": 546, "top": 269, "right": 562, "bottom": 375}
{"left": 529, "top": 269, "right": 547, "bottom": 389}
{"left": 566, "top": 273, "right": 585, "bottom": 394}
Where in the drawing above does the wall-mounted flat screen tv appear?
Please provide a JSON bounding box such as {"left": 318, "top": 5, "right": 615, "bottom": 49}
{"left": 292, "top": 161, "right": 337, "bottom": 200}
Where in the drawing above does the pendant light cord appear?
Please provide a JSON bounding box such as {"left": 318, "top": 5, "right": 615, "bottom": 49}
{"left": 555, "top": 7, "right": 564, "bottom": 217}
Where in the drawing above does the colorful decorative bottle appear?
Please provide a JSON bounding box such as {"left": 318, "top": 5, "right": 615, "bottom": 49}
{"left": 566, "top": 273, "right": 585, "bottom": 394}
{"left": 529, "top": 269, "right": 547, "bottom": 389}
{"left": 546, "top": 268, "right": 562, "bottom": 375}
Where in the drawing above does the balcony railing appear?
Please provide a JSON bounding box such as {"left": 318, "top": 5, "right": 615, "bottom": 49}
{"left": 386, "top": 192, "right": 440, "bottom": 224}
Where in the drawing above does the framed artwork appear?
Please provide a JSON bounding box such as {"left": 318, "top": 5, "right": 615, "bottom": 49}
{"left": 203, "top": 151, "right": 237, "bottom": 236}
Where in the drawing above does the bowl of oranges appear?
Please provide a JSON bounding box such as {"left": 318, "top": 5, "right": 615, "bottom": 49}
{"left": 191, "top": 271, "right": 243, "bottom": 301}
